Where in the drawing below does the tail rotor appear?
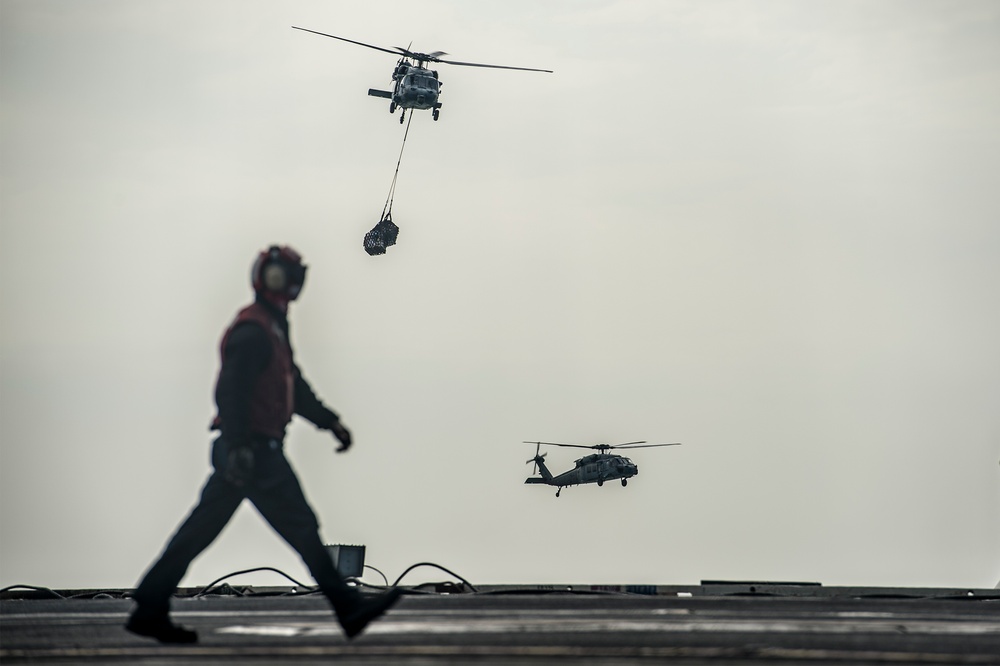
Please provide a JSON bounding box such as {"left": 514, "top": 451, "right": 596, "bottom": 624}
{"left": 525, "top": 442, "right": 547, "bottom": 475}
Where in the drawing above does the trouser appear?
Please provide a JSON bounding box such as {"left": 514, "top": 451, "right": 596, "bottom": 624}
{"left": 133, "top": 437, "right": 356, "bottom": 615}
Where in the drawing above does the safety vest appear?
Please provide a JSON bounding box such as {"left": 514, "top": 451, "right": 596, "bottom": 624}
{"left": 216, "top": 302, "right": 295, "bottom": 440}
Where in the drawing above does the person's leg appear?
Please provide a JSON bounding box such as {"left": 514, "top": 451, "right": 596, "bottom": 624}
{"left": 128, "top": 471, "right": 243, "bottom": 642}
{"left": 249, "top": 451, "right": 401, "bottom": 638}
{"left": 247, "top": 452, "right": 355, "bottom": 605}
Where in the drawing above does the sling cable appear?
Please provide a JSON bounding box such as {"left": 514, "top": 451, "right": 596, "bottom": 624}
{"left": 364, "top": 113, "right": 414, "bottom": 256}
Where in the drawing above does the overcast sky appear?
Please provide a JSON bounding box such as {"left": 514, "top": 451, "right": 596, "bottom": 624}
{"left": 2, "top": 0, "right": 998, "bottom": 592}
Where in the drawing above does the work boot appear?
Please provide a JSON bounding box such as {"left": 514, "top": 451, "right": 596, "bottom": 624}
{"left": 337, "top": 587, "right": 403, "bottom": 639}
{"left": 125, "top": 607, "right": 198, "bottom": 644}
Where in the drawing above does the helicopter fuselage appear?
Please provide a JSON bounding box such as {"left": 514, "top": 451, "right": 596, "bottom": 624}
{"left": 526, "top": 453, "right": 639, "bottom": 492}
{"left": 369, "top": 60, "right": 443, "bottom": 120}
{"left": 522, "top": 440, "right": 678, "bottom": 497}
{"left": 393, "top": 62, "right": 441, "bottom": 110}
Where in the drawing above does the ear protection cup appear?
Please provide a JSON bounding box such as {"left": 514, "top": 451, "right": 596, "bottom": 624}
{"left": 251, "top": 245, "right": 307, "bottom": 298}
{"left": 262, "top": 263, "right": 287, "bottom": 291}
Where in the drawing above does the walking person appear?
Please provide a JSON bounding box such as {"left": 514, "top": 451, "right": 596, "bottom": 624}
{"left": 127, "top": 245, "right": 400, "bottom": 643}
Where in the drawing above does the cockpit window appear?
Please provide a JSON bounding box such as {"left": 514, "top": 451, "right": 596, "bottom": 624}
{"left": 404, "top": 74, "right": 439, "bottom": 91}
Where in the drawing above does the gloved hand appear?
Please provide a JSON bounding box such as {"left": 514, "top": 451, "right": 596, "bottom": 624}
{"left": 224, "top": 444, "right": 255, "bottom": 486}
{"left": 331, "top": 420, "right": 352, "bottom": 453}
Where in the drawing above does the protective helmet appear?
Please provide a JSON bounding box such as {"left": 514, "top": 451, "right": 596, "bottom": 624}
{"left": 251, "top": 245, "right": 307, "bottom": 300}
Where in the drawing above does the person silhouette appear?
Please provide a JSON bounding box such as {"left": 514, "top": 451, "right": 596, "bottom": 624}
{"left": 126, "top": 245, "right": 401, "bottom": 643}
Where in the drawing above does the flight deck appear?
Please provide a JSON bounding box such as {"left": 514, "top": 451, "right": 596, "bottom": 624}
{"left": 3, "top": 582, "right": 998, "bottom": 664}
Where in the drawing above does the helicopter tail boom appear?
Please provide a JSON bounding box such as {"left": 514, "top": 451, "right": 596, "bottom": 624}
{"left": 525, "top": 453, "right": 555, "bottom": 484}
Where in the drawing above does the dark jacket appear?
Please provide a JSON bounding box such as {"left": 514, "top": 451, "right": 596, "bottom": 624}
{"left": 212, "top": 298, "right": 338, "bottom": 442}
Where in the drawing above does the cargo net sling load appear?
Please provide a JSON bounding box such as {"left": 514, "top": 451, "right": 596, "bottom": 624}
{"left": 364, "top": 114, "right": 412, "bottom": 256}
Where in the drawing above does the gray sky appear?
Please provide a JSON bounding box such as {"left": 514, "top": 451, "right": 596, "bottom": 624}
{"left": 2, "top": 0, "right": 998, "bottom": 592}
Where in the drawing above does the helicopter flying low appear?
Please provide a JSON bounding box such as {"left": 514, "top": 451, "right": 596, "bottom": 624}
{"left": 523, "top": 440, "right": 681, "bottom": 498}
{"left": 292, "top": 26, "right": 552, "bottom": 123}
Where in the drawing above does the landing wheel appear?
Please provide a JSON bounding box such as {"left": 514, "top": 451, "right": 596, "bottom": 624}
{"left": 621, "top": 479, "right": 628, "bottom": 487}
{"left": 597, "top": 479, "right": 604, "bottom": 487}
{"left": 389, "top": 101, "right": 396, "bottom": 114}
{"left": 556, "top": 488, "right": 561, "bottom": 498}
{"left": 432, "top": 108, "right": 440, "bottom": 121}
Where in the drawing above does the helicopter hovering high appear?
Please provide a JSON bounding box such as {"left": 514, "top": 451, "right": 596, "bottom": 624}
{"left": 292, "top": 26, "right": 552, "bottom": 123}
{"left": 523, "top": 440, "right": 681, "bottom": 498}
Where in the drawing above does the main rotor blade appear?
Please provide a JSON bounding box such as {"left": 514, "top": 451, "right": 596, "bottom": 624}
{"left": 523, "top": 440, "right": 595, "bottom": 450}
{"left": 613, "top": 443, "right": 682, "bottom": 449}
{"left": 293, "top": 27, "right": 552, "bottom": 73}
{"left": 435, "top": 57, "right": 552, "bottom": 73}
{"left": 292, "top": 26, "right": 405, "bottom": 58}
